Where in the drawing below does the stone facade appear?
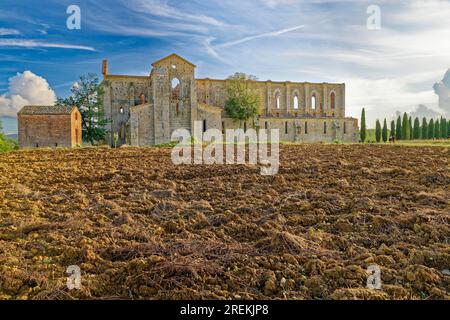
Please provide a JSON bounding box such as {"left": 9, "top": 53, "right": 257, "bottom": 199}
{"left": 102, "top": 53, "right": 359, "bottom": 146}
{"left": 17, "top": 105, "right": 82, "bottom": 149}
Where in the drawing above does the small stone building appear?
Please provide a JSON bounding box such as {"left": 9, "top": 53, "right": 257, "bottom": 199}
{"left": 17, "top": 105, "right": 82, "bottom": 149}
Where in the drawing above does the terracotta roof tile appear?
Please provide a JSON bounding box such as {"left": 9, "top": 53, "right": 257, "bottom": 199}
{"left": 18, "top": 105, "right": 75, "bottom": 115}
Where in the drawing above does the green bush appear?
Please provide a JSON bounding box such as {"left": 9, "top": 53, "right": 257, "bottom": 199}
{"left": 0, "top": 135, "right": 18, "bottom": 152}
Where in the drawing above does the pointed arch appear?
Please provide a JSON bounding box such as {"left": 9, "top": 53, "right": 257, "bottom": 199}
{"left": 311, "top": 93, "right": 317, "bottom": 110}
{"left": 330, "top": 91, "right": 336, "bottom": 110}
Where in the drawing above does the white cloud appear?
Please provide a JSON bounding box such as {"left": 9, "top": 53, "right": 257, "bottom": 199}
{"left": 126, "top": 0, "right": 226, "bottom": 27}
{"left": 215, "top": 25, "right": 305, "bottom": 48}
{"left": 0, "top": 71, "right": 56, "bottom": 117}
{"left": 0, "top": 28, "right": 20, "bottom": 36}
{"left": 0, "top": 39, "right": 96, "bottom": 51}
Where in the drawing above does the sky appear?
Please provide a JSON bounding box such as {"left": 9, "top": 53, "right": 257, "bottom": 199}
{"left": 1, "top": 0, "right": 450, "bottom": 134}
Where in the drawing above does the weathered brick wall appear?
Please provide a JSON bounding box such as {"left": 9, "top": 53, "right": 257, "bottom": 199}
{"left": 71, "top": 109, "right": 82, "bottom": 147}
{"left": 18, "top": 114, "right": 73, "bottom": 148}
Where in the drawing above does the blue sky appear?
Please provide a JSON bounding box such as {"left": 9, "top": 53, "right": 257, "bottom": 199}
{"left": 1, "top": 0, "right": 450, "bottom": 134}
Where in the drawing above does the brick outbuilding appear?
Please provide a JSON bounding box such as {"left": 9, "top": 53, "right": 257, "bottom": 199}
{"left": 18, "top": 105, "right": 82, "bottom": 149}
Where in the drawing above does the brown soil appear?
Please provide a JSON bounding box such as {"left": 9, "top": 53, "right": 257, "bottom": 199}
{"left": 0, "top": 145, "right": 449, "bottom": 300}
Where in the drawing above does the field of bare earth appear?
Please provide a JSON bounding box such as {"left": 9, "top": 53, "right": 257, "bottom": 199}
{"left": 0, "top": 144, "right": 449, "bottom": 300}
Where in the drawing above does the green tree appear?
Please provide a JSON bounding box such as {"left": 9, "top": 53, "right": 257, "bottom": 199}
{"left": 428, "top": 118, "right": 435, "bottom": 139}
{"left": 402, "top": 113, "right": 410, "bottom": 140}
{"left": 57, "top": 73, "right": 109, "bottom": 145}
{"left": 382, "top": 119, "right": 388, "bottom": 143}
{"left": 434, "top": 119, "right": 440, "bottom": 139}
{"left": 440, "top": 117, "right": 447, "bottom": 139}
{"left": 360, "top": 108, "right": 367, "bottom": 143}
{"left": 421, "top": 118, "right": 428, "bottom": 140}
{"left": 413, "top": 117, "right": 420, "bottom": 139}
{"left": 375, "top": 119, "right": 382, "bottom": 143}
{"left": 0, "top": 119, "right": 17, "bottom": 152}
{"left": 409, "top": 117, "right": 413, "bottom": 140}
{"left": 224, "top": 73, "right": 260, "bottom": 128}
{"left": 390, "top": 120, "right": 395, "bottom": 139}
{"left": 396, "top": 115, "right": 402, "bottom": 140}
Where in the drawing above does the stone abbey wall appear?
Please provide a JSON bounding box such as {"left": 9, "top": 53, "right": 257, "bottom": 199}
{"left": 102, "top": 54, "right": 359, "bottom": 146}
{"left": 196, "top": 79, "right": 345, "bottom": 118}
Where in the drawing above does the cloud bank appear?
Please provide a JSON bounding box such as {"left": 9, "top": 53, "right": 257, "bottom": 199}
{"left": 433, "top": 69, "right": 450, "bottom": 115}
{"left": 0, "top": 71, "right": 56, "bottom": 117}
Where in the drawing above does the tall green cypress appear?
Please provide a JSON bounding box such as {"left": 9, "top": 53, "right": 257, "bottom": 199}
{"left": 390, "top": 120, "right": 395, "bottom": 138}
{"left": 413, "top": 117, "right": 420, "bottom": 139}
{"left": 360, "top": 108, "right": 366, "bottom": 143}
{"left": 375, "top": 120, "right": 382, "bottom": 143}
{"left": 440, "top": 117, "right": 447, "bottom": 139}
{"left": 435, "top": 119, "right": 440, "bottom": 139}
{"left": 402, "top": 113, "right": 410, "bottom": 140}
{"left": 382, "top": 119, "right": 388, "bottom": 143}
{"left": 447, "top": 120, "right": 450, "bottom": 138}
{"left": 428, "top": 119, "right": 435, "bottom": 139}
{"left": 409, "top": 117, "right": 413, "bottom": 140}
{"left": 396, "top": 116, "right": 402, "bottom": 140}
{"left": 422, "top": 118, "right": 428, "bottom": 140}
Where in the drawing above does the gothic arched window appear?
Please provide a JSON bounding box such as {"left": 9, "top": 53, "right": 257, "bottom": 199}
{"left": 293, "top": 95, "right": 299, "bottom": 110}
{"left": 311, "top": 94, "right": 317, "bottom": 110}
{"left": 171, "top": 78, "right": 181, "bottom": 100}
{"left": 330, "top": 92, "right": 336, "bottom": 109}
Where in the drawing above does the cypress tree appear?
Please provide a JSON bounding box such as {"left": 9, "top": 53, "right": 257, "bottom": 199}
{"left": 390, "top": 120, "right": 395, "bottom": 138}
{"left": 413, "top": 117, "right": 420, "bottom": 139}
{"left": 422, "top": 118, "right": 428, "bottom": 140}
{"left": 360, "top": 108, "right": 366, "bottom": 143}
{"left": 409, "top": 117, "right": 413, "bottom": 140}
{"left": 435, "top": 119, "right": 440, "bottom": 139}
{"left": 375, "top": 120, "right": 382, "bottom": 143}
{"left": 382, "top": 119, "right": 388, "bottom": 143}
{"left": 440, "top": 117, "right": 447, "bottom": 139}
{"left": 396, "top": 116, "right": 402, "bottom": 140}
{"left": 402, "top": 113, "right": 410, "bottom": 140}
{"left": 428, "top": 119, "right": 435, "bottom": 139}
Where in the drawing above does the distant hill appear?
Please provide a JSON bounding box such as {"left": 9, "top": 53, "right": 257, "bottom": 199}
{"left": 5, "top": 134, "right": 18, "bottom": 141}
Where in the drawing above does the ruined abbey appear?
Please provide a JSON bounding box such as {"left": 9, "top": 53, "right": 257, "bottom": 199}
{"left": 102, "top": 53, "right": 359, "bottom": 146}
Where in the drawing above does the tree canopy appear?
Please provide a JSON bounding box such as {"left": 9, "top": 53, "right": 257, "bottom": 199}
{"left": 57, "top": 73, "right": 109, "bottom": 145}
{"left": 224, "top": 73, "right": 261, "bottom": 126}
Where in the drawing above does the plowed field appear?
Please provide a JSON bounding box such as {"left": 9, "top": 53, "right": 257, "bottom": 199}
{"left": 0, "top": 145, "right": 449, "bottom": 300}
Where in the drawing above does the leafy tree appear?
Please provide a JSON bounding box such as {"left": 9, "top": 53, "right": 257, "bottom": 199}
{"left": 428, "top": 118, "right": 435, "bottom": 139}
{"left": 440, "top": 117, "right": 447, "bottom": 139}
{"left": 375, "top": 120, "right": 382, "bottom": 143}
{"left": 382, "top": 119, "right": 388, "bottom": 143}
{"left": 396, "top": 115, "right": 402, "bottom": 140}
{"left": 402, "top": 113, "right": 410, "bottom": 140}
{"left": 413, "top": 117, "right": 420, "bottom": 140}
{"left": 0, "top": 119, "right": 17, "bottom": 152}
{"left": 224, "top": 73, "right": 260, "bottom": 128}
{"left": 421, "top": 118, "right": 428, "bottom": 140}
{"left": 57, "top": 73, "right": 109, "bottom": 145}
{"left": 360, "top": 108, "right": 367, "bottom": 143}
{"left": 390, "top": 120, "right": 395, "bottom": 138}
{"left": 434, "top": 119, "right": 440, "bottom": 139}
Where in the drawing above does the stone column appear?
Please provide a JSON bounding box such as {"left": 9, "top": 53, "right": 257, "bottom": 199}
{"left": 286, "top": 82, "right": 290, "bottom": 114}
{"left": 304, "top": 84, "right": 309, "bottom": 115}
